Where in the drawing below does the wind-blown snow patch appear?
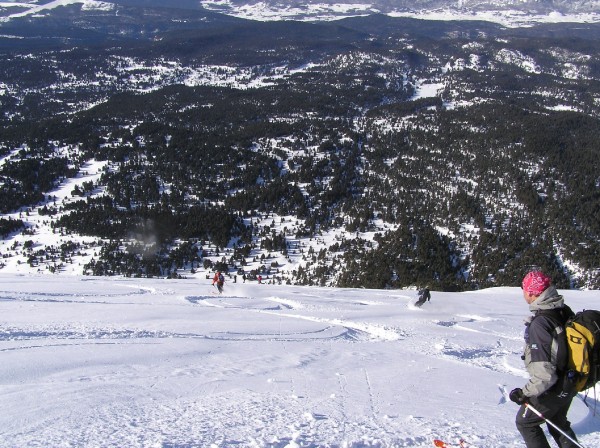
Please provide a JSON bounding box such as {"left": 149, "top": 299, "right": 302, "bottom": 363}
{"left": 412, "top": 80, "right": 445, "bottom": 100}
{"left": 495, "top": 48, "right": 541, "bottom": 73}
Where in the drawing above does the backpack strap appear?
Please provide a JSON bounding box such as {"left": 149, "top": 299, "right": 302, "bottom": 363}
{"left": 533, "top": 307, "right": 573, "bottom": 375}
{"left": 535, "top": 306, "right": 574, "bottom": 328}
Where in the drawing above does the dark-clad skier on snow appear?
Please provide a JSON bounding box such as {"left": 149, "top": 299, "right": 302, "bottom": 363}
{"left": 509, "top": 270, "right": 579, "bottom": 448}
{"left": 415, "top": 287, "right": 431, "bottom": 307}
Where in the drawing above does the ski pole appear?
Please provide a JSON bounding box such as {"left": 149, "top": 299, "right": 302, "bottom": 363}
{"left": 524, "top": 403, "right": 586, "bottom": 448}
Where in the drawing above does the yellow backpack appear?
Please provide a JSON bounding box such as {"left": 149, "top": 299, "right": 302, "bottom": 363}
{"left": 565, "top": 310, "right": 600, "bottom": 392}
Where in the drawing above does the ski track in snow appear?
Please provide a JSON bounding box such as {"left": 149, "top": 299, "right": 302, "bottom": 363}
{"left": 184, "top": 291, "right": 529, "bottom": 388}
{"left": 189, "top": 294, "right": 405, "bottom": 342}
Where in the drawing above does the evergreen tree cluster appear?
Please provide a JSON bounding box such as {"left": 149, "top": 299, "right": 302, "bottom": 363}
{"left": 1, "top": 15, "right": 599, "bottom": 289}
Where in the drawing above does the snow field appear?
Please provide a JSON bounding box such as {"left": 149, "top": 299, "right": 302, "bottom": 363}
{"left": 1, "top": 276, "right": 599, "bottom": 446}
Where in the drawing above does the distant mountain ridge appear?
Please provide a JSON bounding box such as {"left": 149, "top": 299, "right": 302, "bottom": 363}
{"left": 197, "top": 0, "right": 600, "bottom": 23}
{"left": 203, "top": 0, "right": 600, "bottom": 13}
{"left": 2, "top": 0, "right": 600, "bottom": 27}
{"left": 1, "top": 0, "right": 600, "bottom": 52}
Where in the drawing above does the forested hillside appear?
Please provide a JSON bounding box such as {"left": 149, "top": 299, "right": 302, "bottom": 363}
{"left": 1, "top": 11, "right": 599, "bottom": 289}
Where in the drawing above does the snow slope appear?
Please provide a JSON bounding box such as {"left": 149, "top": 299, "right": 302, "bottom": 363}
{"left": 1, "top": 275, "right": 599, "bottom": 447}
{"left": 0, "top": 0, "right": 113, "bottom": 20}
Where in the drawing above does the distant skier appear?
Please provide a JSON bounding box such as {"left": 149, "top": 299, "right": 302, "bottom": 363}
{"left": 415, "top": 287, "right": 431, "bottom": 307}
{"left": 212, "top": 271, "right": 225, "bottom": 294}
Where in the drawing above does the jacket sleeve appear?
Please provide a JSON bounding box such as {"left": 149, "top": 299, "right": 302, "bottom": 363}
{"left": 522, "top": 317, "right": 560, "bottom": 397}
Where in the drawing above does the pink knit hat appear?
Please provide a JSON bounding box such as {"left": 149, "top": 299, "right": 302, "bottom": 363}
{"left": 522, "top": 271, "right": 552, "bottom": 296}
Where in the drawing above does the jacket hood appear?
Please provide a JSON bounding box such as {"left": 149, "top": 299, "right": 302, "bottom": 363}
{"left": 529, "top": 285, "right": 563, "bottom": 313}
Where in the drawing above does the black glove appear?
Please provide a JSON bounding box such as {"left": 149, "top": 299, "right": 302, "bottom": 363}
{"left": 509, "top": 388, "right": 527, "bottom": 404}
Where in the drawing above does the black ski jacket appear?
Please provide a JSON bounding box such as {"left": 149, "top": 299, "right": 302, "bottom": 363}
{"left": 522, "top": 286, "right": 573, "bottom": 398}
